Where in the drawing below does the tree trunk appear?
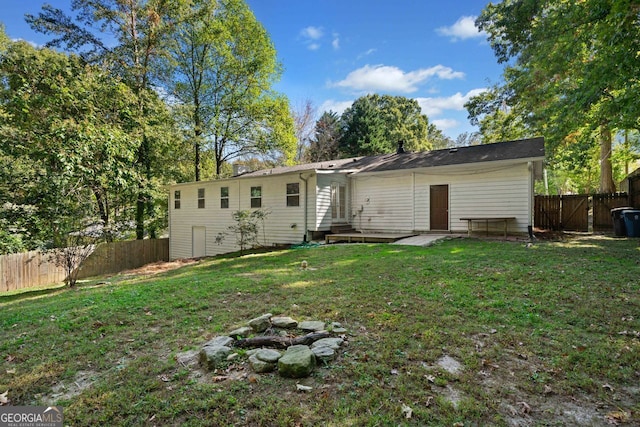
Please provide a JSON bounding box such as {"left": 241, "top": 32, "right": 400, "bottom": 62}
{"left": 599, "top": 125, "right": 616, "bottom": 193}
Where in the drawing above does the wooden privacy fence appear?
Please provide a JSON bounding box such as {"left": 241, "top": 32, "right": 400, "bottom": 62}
{"left": 534, "top": 193, "right": 631, "bottom": 231}
{"left": 0, "top": 250, "right": 67, "bottom": 293}
{"left": 0, "top": 238, "right": 169, "bottom": 293}
{"left": 592, "top": 193, "right": 633, "bottom": 231}
{"left": 77, "top": 238, "right": 169, "bottom": 279}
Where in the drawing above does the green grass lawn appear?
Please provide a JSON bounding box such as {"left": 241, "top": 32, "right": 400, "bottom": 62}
{"left": 1, "top": 236, "right": 639, "bottom": 426}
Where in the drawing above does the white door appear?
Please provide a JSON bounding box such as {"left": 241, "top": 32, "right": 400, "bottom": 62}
{"left": 192, "top": 226, "right": 206, "bottom": 257}
{"left": 331, "top": 183, "right": 347, "bottom": 222}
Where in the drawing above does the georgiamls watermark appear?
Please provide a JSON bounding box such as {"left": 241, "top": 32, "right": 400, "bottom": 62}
{"left": 0, "top": 406, "right": 63, "bottom": 427}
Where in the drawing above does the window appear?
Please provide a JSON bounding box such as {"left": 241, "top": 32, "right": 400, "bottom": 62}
{"left": 174, "top": 190, "right": 181, "bottom": 209}
{"left": 220, "top": 186, "right": 229, "bottom": 209}
{"left": 250, "top": 186, "right": 262, "bottom": 208}
{"left": 286, "top": 183, "right": 300, "bottom": 207}
{"left": 198, "top": 188, "right": 205, "bottom": 209}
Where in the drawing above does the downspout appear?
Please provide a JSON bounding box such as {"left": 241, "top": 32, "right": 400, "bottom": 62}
{"left": 299, "top": 173, "right": 309, "bottom": 242}
{"left": 528, "top": 162, "right": 534, "bottom": 240}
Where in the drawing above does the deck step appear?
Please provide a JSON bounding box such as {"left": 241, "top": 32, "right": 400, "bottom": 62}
{"left": 330, "top": 224, "right": 355, "bottom": 234}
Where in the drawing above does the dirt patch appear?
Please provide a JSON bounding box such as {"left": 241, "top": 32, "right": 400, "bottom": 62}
{"left": 119, "top": 258, "right": 200, "bottom": 276}
{"left": 43, "top": 370, "right": 99, "bottom": 405}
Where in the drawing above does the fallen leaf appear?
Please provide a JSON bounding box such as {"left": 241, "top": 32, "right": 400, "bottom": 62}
{"left": 602, "top": 383, "right": 614, "bottom": 392}
{"left": 401, "top": 403, "right": 412, "bottom": 419}
{"left": 0, "top": 391, "right": 9, "bottom": 405}
{"left": 296, "top": 384, "right": 312, "bottom": 392}
{"left": 425, "top": 374, "right": 436, "bottom": 383}
{"left": 390, "top": 369, "right": 399, "bottom": 375}
{"left": 425, "top": 396, "right": 434, "bottom": 407}
{"left": 6, "top": 369, "right": 16, "bottom": 375}
{"left": 158, "top": 375, "right": 170, "bottom": 382}
{"left": 544, "top": 385, "right": 553, "bottom": 394}
{"left": 5, "top": 355, "right": 15, "bottom": 363}
{"left": 212, "top": 376, "right": 228, "bottom": 382}
{"left": 605, "top": 410, "right": 629, "bottom": 424}
{"left": 517, "top": 401, "right": 531, "bottom": 414}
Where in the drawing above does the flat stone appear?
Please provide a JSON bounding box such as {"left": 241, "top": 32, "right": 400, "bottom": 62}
{"left": 271, "top": 316, "right": 298, "bottom": 328}
{"left": 311, "top": 337, "right": 343, "bottom": 350}
{"left": 255, "top": 349, "right": 282, "bottom": 363}
{"left": 203, "top": 336, "right": 234, "bottom": 348}
{"left": 298, "top": 320, "right": 325, "bottom": 332}
{"left": 248, "top": 313, "right": 273, "bottom": 333}
{"left": 199, "top": 345, "right": 232, "bottom": 371}
{"left": 228, "top": 326, "right": 252, "bottom": 338}
{"left": 331, "top": 327, "right": 347, "bottom": 334}
{"left": 278, "top": 345, "right": 316, "bottom": 378}
{"left": 249, "top": 354, "right": 276, "bottom": 373}
{"left": 311, "top": 346, "right": 336, "bottom": 363}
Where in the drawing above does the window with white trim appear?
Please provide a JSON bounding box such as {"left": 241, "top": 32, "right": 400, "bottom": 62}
{"left": 250, "top": 186, "right": 262, "bottom": 208}
{"left": 197, "top": 188, "right": 205, "bottom": 209}
{"left": 174, "top": 190, "right": 181, "bottom": 209}
{"left": 220, "top": 187, "right": 229, "bottom": 209}
{"left": 286, "top": 183, "right": 300, "bottom": 207}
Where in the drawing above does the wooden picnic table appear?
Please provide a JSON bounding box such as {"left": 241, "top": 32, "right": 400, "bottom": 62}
{"left": 459, "top": 217, "right": 516, "bottom": 238}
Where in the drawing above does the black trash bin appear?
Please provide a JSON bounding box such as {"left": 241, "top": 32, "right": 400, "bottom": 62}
{"left": 622, "top": 209, "right": 640, "bottom": 237}
{"left": 611, "top": 207, "right": 632, "bottom": 237}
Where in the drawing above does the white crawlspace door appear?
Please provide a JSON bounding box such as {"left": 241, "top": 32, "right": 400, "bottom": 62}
{"left": 192, "top": 226, "right": 206, "bottom": 258}
{"left": 331, "top": 183, "right": 347, "bottom": 222}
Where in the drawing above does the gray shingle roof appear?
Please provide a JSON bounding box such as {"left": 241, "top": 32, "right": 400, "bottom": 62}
{"left": 237, "top": 137, "right": 544, "bottom": 178}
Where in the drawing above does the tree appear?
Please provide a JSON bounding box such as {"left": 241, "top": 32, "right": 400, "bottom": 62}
{"left": 464, "top": 83, "right": 532, "bottom": 144}
{"left": 27, "top": 0, "right": 188, "bottom": 238}
{"left": 0, "top": 37, "right": 144, "bottom": 250}
{"left": 169, "top": 0, "right": 296, "bottom": 179}
{"left": 476, "top": 0, "right": 640, "bottom": 192}
{"left": 292, "top": 100, "right": 317, "bottom": 162}
{"left": 339, "top": 94, "right": 434, "bottom": 157}
{"left": 218, "top": 209, "right": 270, "bottom": 256}
{"left": 306, "top": 111, "right": 342, "bottom": 162}
{"left": 454, "top": 131, "right": 482, "bottom": 147}
{"left": 428, "top": 124, "right": 454, "bottom": 150}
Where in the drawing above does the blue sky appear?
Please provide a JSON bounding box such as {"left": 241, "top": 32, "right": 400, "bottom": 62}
{"left": 1, "top": 1, "right": 504, "bottom": 140}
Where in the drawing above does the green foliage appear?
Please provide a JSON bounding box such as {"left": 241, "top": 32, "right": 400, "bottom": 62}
{"left": 169, "top": 0, "right": 295, "bottom": 179}
{"left": 223, "top": 209, "right": 271, "bottom": 255}
{"left": 339, "top": 94, "right": 433, "bottom": 156}
{"left": 475, "top": 0, "right": 640, "bottom": 192}
{"left": 0, "top": 37, "right": 145, "bottom": 250}
{"left": 26, "top": 0, "right": 189, "bottom": 238}
{"left": 306, "top": 111, "right": 342, "bottom": 162}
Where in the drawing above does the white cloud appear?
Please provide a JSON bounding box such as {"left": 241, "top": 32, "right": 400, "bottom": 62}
{"left": 319, "top": 99, "right": 353, "bottom": 115}
{"left": 436, "top": 16, "right": 486, "bottom": 41}
{"left": 12, "top": 38, "right": 39, "bottom": 47}
{"left": 416, "top": 88, "right": 487, "bottom": 117}
{"left": 357, "top": 48, "right": 377, "bottom": 60}
{"left": 332, "top": 33, "right": 340, "bottom": 50}
{"left": 331, "top": 64, "right": 464, "bottom": 94}
{"left": 432, "top": 118, "right": 459, "bottom": 130}
{"left": 300, "top": 26, "right": 324, "bottom": 40}
{"left": 308, "top": 43, "right": 321, "bottom": 51}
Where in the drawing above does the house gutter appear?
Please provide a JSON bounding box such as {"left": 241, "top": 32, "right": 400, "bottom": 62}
{"left": 299, "top": 173, "right": 309, "bottom": 242}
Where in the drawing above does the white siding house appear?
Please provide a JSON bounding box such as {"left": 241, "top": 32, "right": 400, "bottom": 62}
{"left": 169, "top": 137, "right": 545, "bottom": 259}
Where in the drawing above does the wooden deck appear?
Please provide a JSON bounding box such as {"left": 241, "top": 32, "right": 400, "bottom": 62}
{"left": 325, "top": 232, "right": 417, "bottom": 244}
